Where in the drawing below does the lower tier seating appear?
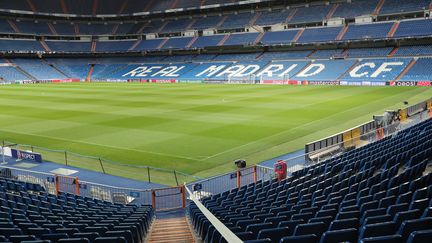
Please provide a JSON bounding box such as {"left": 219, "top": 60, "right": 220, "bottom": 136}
{"left": 190, "top": 118, "right": 432, "bottom": 243}
{"left": 0, "top": 176, "right": 154, "bottom": 243}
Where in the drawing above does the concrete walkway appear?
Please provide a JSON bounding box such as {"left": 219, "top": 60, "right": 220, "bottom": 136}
{"left": 147, "top": 209, "right": 196, "bottom": 243}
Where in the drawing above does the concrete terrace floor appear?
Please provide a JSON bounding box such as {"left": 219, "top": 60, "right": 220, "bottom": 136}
{"left": 0, "top": 149, "right": 305, "bottom": 190}
{"left": 1, "top": 155, "right": 163, "bottom": 190}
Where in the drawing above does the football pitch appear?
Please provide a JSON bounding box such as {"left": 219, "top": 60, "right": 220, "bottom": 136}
{"left": 0, "top": 83, "right": 431, "bottom": 185}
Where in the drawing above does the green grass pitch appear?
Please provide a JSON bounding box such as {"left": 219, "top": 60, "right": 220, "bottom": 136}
{"left": 0, "top": 83, "right": 431, "bottom": 185}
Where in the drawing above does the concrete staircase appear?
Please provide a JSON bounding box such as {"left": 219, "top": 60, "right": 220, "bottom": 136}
{"left": 326, "top": 4, "right": 339, "bottom": 20}
{"left": 111, "top": 24, "right": 119, "bottom": 35}
{"left": 286, "top": 8, "right": 298, "bottom": 22}
{"left": 60, "top": 0, "right": 68, "bottom": 14}
{"left": 395, "top": 58, "right": 417, "bottom": 81}
{"left": 91, "top": 40, "right": 97, "bottom": 53}
{"left": 388, "top": 47, "right": 399, "bottom": 57}
{"left": 249, "top": 12, "right": 261, "bottom": 26}
{"left": 39, "top": 40, "right": 51, "bottom": 52}
{"left": 86, "top": 64, "right": 95, "bottom": 82}
{"left": 48, "top": 23, "right": 58, "bottom": 35}
{"left": 143, "top": 0, "right": 155, "bottom": 12}
{"left": 216, "top": 16, "right": 228, "bottom": 28}
{"left": 147, "top": 216, "right": 195, "bottom": 243}
{"left": 118, "top": 0, "right": 128, "bottom": 14}
{"left": 92, "top": 0, "right": 99, "bottom": 15}
{"left": 170, "top": 0, "right": 179, "bottom": 9}
{"left": 254, "top": 32, "right": 264, "bottom": 44}
{"left": 373, "top": 0, "right": 386, "bottom": 15}
{"left": 129, "top": 39, "right": 142, "bottom": 51}
{"left": 74, "top": 24, "right": 80, "bottom": 35}
{"left": 186, "top": 36, "right": 198, "bottom": 48}
{"left": 7, "top": 20, "right": 20, "bottom": 33}
{"left": 26, "top": 0, "right": 37, "bottom": 12}
{"left": 217, "top": 34, "right": 230, "bottom": 46}
{"left": 293, "top": 28, "right": 304, "bottom": 43}
{"left": 336, "top": 25, "right": 349, "bottom": 41}
{"left": 157, "top": 21, "right": 169, "bottom": 33}
{"left": 157, "top": 38, "right": 169, "bottom": 50}
{"left": 387, "top": 21, "right": 399, "bottom": 38}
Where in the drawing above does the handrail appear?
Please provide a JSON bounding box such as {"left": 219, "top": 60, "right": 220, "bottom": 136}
{"left": 0, "top": 139, "right": 202, "bottom": 186}
{"left": 185, "top": 184, "right": 243, "bottom": 243}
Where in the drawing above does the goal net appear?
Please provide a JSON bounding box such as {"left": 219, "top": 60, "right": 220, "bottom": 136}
{"left": 227, "top": 74, "right": 259, "bottom": 84}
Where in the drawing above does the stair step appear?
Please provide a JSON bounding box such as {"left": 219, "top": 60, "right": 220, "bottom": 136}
{"left": 147, "top": 216, "right": 195, "bottom": 243}
{"left": 151, "top": 230, "right": 191, "bottom": 234}
{"left": 152, "top": 233, "right": 192, "bottom": 239}
{"left": 149, "top": 240, "right": 194, "bottom": 243}
{"left": 150, "top": 234, "right": 193, "bottom": 238}
{"left": 153, "top": 225, "right": 188, "bottom": 228}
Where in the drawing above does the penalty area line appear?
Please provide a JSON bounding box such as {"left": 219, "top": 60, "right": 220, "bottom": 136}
{"left": 0, "top": 128, "right": 200, "bottom": 162}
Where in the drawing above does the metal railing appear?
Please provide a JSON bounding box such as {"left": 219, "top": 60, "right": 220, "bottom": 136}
{"left": 151, "top": 186, "right": 186, "bottom": 211}
{"left": 186, "top": 185, "right": 243, "bottom": 243}
{"left": 0, "top": 165, "right": 154, "bottom": 205}
{"left": 306, "top": 98, "right": 432, "bottom": 156}
{"left": 0, "top": 141, "right": 201, "bottom": 187}
{"left": 274, "top": 110, "right": 432, "bottom": 174}
{"left": 186, "top": 165, "right": 275, "bottom": 199}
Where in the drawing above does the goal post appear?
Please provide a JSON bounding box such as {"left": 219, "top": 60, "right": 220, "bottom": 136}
{"left": 227, "top": 74, "right": 258, "bottom": 84}
{"left": 258, "top": 74, "right": 290, "bottom": 84}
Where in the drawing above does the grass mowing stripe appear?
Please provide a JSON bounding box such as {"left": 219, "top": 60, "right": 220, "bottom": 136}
{"left": 194, "top": 87, "right": 432, "bottom": 177}
{"left": 0, "top": 83, "right": 431, "bottom": 185}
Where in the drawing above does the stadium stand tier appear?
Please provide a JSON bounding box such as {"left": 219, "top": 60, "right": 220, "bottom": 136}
{"left": 0, "top": 0, "right": 239, "bottom": 15}
{"left": 0, "top": 176, "right": 154, "bottom": 243}
{"left": 190, "top": 118, "right": 432, "bottom": 243}
{"left": 2, "top": 46, "right": 432, "bottom": 83}
{"left": 332, "top": 0, "right": 379, "bottom": 19}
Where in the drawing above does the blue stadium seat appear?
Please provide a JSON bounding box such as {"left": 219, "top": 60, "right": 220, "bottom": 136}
{"left": 360, "top": 235, "right": 403, "bottom": 243}
{"left": 245, "top": 223, "right": 273, "bottom": 238}
{"left": 20, "top": 241, "right": 52, "bottom": 243}
{"left": 105, "top": 230, "right": 134, "bottom": 243}
{"left": 329, "top": 218, "right": 359, "bottom": 231}
{"left": 244, "top": 239, "right": 271, "bottom": 243}
{"left": 359, "top": 222, "right": 397, "bottom": 239}
{"left": 9, "top": 235, "right": 38, "bottom": 243}
{"left": 27, "top": 227, "right": 51, "bottom": 237}
{"left": 397, "top": 217, "right": 432, "bottom": 242}
{"left": 343, "top": 22, "right": 393, "bottom": 40}
{"left": 0, "top": 227, "right": 23, "bottom": 237}
{"left": 394, "top": 19, "right": 432, "bottom": 38}
{"left": 41, "top": 233, "right": 69, "bottom": 243}
{"left": 380, "top": 0, "right": 430, "bottom": 14}
{"left": 236, "top": 231, "right": 255, "bottom": 241}
{"left": 280, "top": 234, "right": 318, "bottom": 243}
{"left": 335, "top": 211, "right": 360, "bottom": 220}
{"left": 58, "top": 239, "right": 90, "bottom": 243}
{"left": 319, "top": 228, "right": 357, "bottom": 243}
{"left": 294, "top": 222, "right": 326, "bottom": 237}
{"left": 257, "top": 227, "right": 289, "bottom": 243}
{"left": 278, "top": 220, "right": 304, "bottom": 235}
{"left": 95, "top": 237, "right": 127, "bottom": 243}
{"left": 423, "top": 207, "right": 432, "bottom": 218}
{"left": 393, "top": 210, "right": 421, "bottom": 227}
{"left": 409, "top": 199, "right": 430, "bottom": 211}
{"left": 72, "top": 233, "right": 100, "bottom": 242}
{"left": 407, "top": 229, "right": 432, "bottom": 243}
{"left": 333, "top": 0, "right": 378, "bottom": 18}
{"left": 363, "top": 215, "right": 392, "bottom": 226}
{"left": 83, "top": 226, "right": 109, "bottom": 234}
